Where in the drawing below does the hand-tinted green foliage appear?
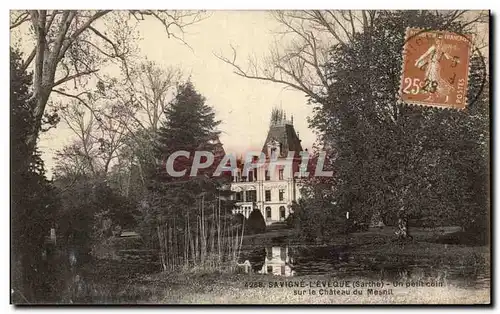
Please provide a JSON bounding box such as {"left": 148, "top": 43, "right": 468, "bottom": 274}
{"left": 303, "top": 11, "right": 489, "bottom": 242}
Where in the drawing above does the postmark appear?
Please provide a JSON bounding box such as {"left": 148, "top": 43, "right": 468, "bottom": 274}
{"left": 400, "top": 28, "right": 473, "bottom": 110}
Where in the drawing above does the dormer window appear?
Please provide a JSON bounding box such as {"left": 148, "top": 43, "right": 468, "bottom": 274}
{"left": 267, "top": 139, "right": 281, "bottom": 158}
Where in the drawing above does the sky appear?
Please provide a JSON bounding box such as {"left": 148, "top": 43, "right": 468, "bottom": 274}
{"left": 36, "top": 11, "right": 317, "bottom": 174}
{"left": 20, "top": 10, "right": 489, "bottom": 176}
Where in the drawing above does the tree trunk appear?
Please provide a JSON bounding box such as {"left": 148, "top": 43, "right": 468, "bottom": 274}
{"left": 26, "top": 90, "right": 51, "bottom": 153}
{"left": 395, "top": 217, "right": 412, "bottom": 240}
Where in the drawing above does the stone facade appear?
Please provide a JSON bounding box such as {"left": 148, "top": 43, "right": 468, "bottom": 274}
{"left": 231, "top": 108, "right": 304, "bottom": 225}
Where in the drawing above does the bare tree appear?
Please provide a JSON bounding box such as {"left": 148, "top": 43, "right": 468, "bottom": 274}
{"left": 215, "top": 10, "right": 488, "bottom": 101}
{"left": 54, "top": 102, "right": 100, "bottom": 177}
{"left": 111, "top": 60, "right": 183, "bottom": 134}
{"left": 214, "top": 10, "right": 375, "bottom": 101}
{"left": 53, "top": 58, "right": 183, "bottom": 193}
{"left": 107, "top": 61, "right": 183, "bottom": 190}
{"left": 54, "top": 100, "right": 132, "bottom": 179}
{"left": 10, "top": 10, "right": 207, "bottom": 152}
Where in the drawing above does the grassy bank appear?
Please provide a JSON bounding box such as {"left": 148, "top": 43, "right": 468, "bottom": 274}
{"left": 66, "top": 225, "right": 489, "bottom": 304}
{"left": 90, "top": 271, "right": 488, "bottom": 304}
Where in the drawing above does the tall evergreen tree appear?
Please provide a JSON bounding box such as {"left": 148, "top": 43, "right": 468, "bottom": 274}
{"left": 138, "top": 81, "right": 233, "bottom": 248}
{"left": 154, "top": 81, "right": 222, "bottom": 181}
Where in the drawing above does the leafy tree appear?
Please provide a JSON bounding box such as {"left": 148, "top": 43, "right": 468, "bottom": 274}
{"left": 54, "top": 176, "right": 139, "bottom": 262}
{"left": 306, "top": 11, "right": 489, "bottom": 240}
{"left": 10, "top": 48, "right": 60, "bottom": 303}
{"left": 216, "top": 10, "right": 487, "bottom": 242}
{"left": 149, "top": 81, "right": 226, "bottom": 220}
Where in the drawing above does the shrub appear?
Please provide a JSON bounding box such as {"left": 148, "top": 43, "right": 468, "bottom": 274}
{"left": 246, "top": 209, "right": 266, "bottom": 234}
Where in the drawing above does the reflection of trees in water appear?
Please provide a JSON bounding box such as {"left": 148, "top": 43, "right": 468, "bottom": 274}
{"left": 288, "top": 247, "right": 297, "bottom": 264}
{"left": 291, "top": 245, "right": 350, "bottom": 264}
{"left": 240, "top": 246, "right": 296, "bottom": 276}
{"left": 237, "top": 245, "right": 487, "bottom": 288}
{"left": 249, "top": 248, "right": 267, "bottom": 272}
{"left": 239, "top": 247, "right": 266, "bottom": 272}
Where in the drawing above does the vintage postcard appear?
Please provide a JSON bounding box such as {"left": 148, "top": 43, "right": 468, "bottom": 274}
{"left": 10, "top": 9, "right": 490, "bottom": 305}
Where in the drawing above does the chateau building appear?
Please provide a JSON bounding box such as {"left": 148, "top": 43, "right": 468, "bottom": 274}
{"left": 231, "top": 109, "right": 304, "bottom": 225}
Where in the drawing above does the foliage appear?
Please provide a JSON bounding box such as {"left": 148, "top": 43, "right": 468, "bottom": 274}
{"left": 54, "top": 177, "right": 139, "bottom": 260}
{"left": 10, "top": 47, "right": 61, "bottom": 303}
{"left": 303, "top": 11, "right": 489, "bottom": 240}
{"left": 153, "top": 81, "right": 222, "bottom": 180}
{"left": 137, "top": 81, "right": 238, "bottom": 270}
{"left": 246, "top": 209, "right": 267, "bottom": 235}
{"left": 233, "top": 213, "right": 246, "bottom": 227}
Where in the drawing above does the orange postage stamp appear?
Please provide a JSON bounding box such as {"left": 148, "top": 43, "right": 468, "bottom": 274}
{"left": 400, "top": 28, "right": 473, "bottom": 109}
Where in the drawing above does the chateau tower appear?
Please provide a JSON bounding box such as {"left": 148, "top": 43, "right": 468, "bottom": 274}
{"left": 231, "top": 107, "right": 304, "bottom": 224}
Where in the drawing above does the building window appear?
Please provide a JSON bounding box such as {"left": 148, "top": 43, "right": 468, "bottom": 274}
{"left": 235, "top": 192, "right": 242, "bottom": 201}
{"left": 265, "top": 206, "right": 272, "bottom": 220}
{"left": 265, "top": 170, "right": 270, "bottom": 181}
{"left": 267, "top": 266, "right": 273, "bottom": 273}
{"left": 278, "top": 169, "right": 284, "bottom": 180}
{"left": 270, "top": 147, "right": 276, "bottom": 156}
{"left": 265, "top": 190, "right": 271, "bottom": 202}
{"left": 246, "top": 190, "right": 257, "bottom": 202}
{"left": 248, "top": 170, "right": 254, "bottom": 182}
{"left": 253, "top": 168, "right": 258, "bottom": 181}
{"left": 279, "top": 206, "right": 286, "bottom": 221}
{"left": 279, "top": 189, "right": 285, "bottom": 201}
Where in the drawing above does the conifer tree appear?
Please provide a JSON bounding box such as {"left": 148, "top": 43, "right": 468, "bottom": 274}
{"left": 153, "top": 81, "right": 222, "bottom": 182}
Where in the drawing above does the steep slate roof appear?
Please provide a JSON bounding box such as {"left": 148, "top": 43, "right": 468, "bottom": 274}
{"left": 261, "top": 123, "right": 303, "bottom": 158}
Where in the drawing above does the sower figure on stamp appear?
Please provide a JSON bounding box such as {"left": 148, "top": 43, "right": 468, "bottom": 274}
{"left": 414, "top": 33, "right": 459, "bottom": 103}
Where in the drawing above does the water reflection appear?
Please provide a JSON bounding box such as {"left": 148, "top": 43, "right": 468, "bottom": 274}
{"left": 238, "top": 246, "right": 295, "bottom": 276}
{"left": 238, "top": 245, "right": 490, "bottom": 289}
{"left": 260, "top": 246, "right": 295, "bottom": 276}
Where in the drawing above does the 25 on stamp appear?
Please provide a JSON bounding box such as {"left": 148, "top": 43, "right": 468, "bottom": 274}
{"left": 400, "top": 28, "right": 473, "bottom": 110}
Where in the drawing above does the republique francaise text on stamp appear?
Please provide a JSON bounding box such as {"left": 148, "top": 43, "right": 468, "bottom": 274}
{"left": 400, "top": 28, "right": 473, "bottom": 109}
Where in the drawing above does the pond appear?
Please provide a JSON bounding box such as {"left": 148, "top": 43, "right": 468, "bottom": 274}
{"left": 35, "top": 237, "right": 489, "bottom": 303}
{"left": 237, "top": 245, "right": 490, "bottom": 289}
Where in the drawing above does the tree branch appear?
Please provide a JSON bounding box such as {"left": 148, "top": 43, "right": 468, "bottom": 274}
{"left": 52, "top": 89, "right": 103, "bottom": 123}
{"left": 10, "top": 11, "right": 30, "bottom": 29}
